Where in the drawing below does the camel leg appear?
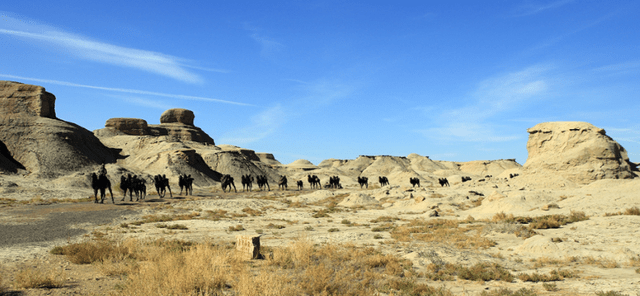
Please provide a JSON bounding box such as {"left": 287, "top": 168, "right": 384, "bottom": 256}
{"left": 167, "top": 186, "right": 173, "bottom": 198}
{"left": 108, "top": 186, "right": 114, "bottom": 204}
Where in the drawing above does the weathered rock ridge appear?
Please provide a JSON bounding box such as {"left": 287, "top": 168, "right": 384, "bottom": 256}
{"left": 97, "top": 110, "right": 214, "bottom": 144}
{"left": 0, "top": 81, "right": 115, "bottom": 176}
{"left": 523, "top": 121, "right": 636, "bottom": 184}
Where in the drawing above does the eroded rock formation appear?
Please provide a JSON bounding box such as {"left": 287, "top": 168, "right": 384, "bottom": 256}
{"left": 0, "top": 81, "right": 115, "bottom": 176}
{"left": 105, "top": 118, "right": 149, "bottom": 135}
{"left": 523, "top": 121, "right": 636, "bottom": 184}
{"left": 160, "top": 108, "right": 194, "bottom": 125}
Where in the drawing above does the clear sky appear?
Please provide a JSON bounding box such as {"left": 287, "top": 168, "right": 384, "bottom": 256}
{"left": 1, "top": 1, "right": 639, "bottom": 165}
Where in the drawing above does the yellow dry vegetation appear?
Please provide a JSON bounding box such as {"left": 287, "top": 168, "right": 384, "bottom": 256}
{"left": 391, "top": 219, "right": 496, "bottom": 249}
{"left": 47, "top": 237, "right": 455, "bottom": 295}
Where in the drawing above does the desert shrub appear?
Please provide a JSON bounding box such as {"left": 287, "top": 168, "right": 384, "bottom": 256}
{"left": 518, "top": 269, "right": 576, "bottom": 282}
{"left": 371, "top": 223, "right": 395, "bottom": 232}
{"left": 624, "top": 207, "right": 640, "bottom": 215}
{"left": 51, "top": 240, "right": 132, "bottom": 264}
{"left": 228, "top": 225, "right": 244, "bottom": 232}
{"left": 266, "top": 223, "right": 285, "bottom": 229}
{"left": 341, "top": 219, "right": 351, "bottom": 225}
{"left": 242, "top": 207, "right": 263, "bottom": 216}
{"left": 204, "top": 209, "right": 231, "bottom": 221}
{"left": 542, "top": 282, "right": 558, "bottom": 291}
{"left": 383, "top": 278, "right": 453, "bottom": 296}
{"left": 479, "top": 287, "right": 537, "bottom": 296}
{"left": 595, "top": 291, "right": 628, "bottom": 296}
{"left": 167, "top": 224, "right": 188, "bottom": 230}
{"left": 304, "top": 225, "right": 314, "bottom": 231}
{"left": 328, "top": 228, "right": 340, "bottom": 232}
{"left": 15, "top": 262, "right": 66, "bottom": 289}
{"left": 312, "top": 209, "right": 331, "bottom": 218}
{"left": 370, "top": 216, "right": 400, "bottom": 223}
{"left": 424, "top": 263, "right": 458, "bottom": 281}
{"left": 456, "top": 262, "right": 514, "bottom": 282}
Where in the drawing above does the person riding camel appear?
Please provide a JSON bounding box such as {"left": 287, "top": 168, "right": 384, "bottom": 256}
{"left": 97, "top": 162, "right": 107, "bottom": 176}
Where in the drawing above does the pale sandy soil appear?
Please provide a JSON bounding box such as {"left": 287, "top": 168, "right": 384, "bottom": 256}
{"left": 1, "top": 172, "right": 639, "bottom": 295}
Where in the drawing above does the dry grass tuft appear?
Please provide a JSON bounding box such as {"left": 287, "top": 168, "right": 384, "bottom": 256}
{"left": 518, "top": 269, "right": 578, "bottom": 282}
{"left": 479, "top": 287, "right": 537, "bottom": 296}
{"left": 15, "top": 261, "right": 66, "bottom": 289}
{"left": 370, "top": 215, "right": 400, "bottom": 223}
{"left": 228, "top": 225, "right": 244, "bottom": 232}
{"left": 50, "top": 240, "right": 133, "bottom": 265}
{"left": 624, "top": 206, "right": 640, "bottom": 216}
{"left": 242, "top": 207, "right": 263, "bottom": 216}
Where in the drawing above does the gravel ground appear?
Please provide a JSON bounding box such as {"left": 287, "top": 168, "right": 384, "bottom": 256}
{"left": 0, "top": 203, "right": 137, "bottom": 248}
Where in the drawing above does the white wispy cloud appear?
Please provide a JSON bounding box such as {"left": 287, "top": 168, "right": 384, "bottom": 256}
{"left": 218, "top": 104, "right": 287, "bottom": 144}
{"left": 593, "top": 61, "right": 640, "bottom": 76}
{"left": 418, "top": 65, "right": 551, "bottom": 142}
{"left": 512, "top": 0, "right": 575, "bottom": 17}
{"left": 0, "top": 74, "right": 254, "bottom": 106}
{"left": 243, "top": 23, "right": 284, "bottom": 57}
{"left": 0, "top": 13, "right": 215, "bottom": 83}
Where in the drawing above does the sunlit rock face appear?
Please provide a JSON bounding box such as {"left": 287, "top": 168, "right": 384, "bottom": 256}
{"left": 105, "top": 118, "right": 149, "bottom": 135}
{"left": 0, "top": 81, "right": 115, "bottom": 176}
{"left": 523, "top": 121, "right": 636, "bottom": 184}
{"left": 0, "top": 80, "right": 56, "bottom": 118}
{"left": 160, "top": 108, "right": 195, "bottom": 126}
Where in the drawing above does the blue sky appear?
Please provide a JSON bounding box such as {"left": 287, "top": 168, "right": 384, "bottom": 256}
{"left": 1, "top": 1, "right": 639, "bottom": 165}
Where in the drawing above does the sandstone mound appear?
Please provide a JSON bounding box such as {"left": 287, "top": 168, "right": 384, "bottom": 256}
{"left": 160, "top": 108, "right": 194, "bottom": 125}
{"left": 0, "top": 81, "right": 116, "bottom": 176}
{"left": 286, "top": 159, "right": 317, "bottom": 170}
{"left": 105, "top": 118, "right": 149, "bottom": 135}
{"left": 523, "top": 122, "right": 636, "bottom": 184}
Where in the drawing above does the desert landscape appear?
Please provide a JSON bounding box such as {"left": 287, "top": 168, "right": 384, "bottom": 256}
{"left": 1, "top": 80, "right": 640, "bottom": 295}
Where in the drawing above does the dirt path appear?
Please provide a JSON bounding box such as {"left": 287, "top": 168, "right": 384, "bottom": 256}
{"left": 0, "top": 202, "right": 138, "bottom": 263}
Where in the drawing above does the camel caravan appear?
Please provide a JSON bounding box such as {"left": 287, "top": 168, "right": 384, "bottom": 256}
{"left": 90, "top": 161, "right": 430, "bottom": 204}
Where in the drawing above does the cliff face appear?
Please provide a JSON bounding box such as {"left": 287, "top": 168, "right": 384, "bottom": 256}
{"left": 523, "top": 121, "right": 636, "bottom": 184}
{"left": 0, "top": 81, "right": 115, "bottom": 177}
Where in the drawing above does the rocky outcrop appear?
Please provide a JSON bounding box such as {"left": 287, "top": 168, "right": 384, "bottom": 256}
{"left": 147, "top": 123, "right": 215, "bottom": 144}
{"left": 105, "top": 118, "right": 149, "bottom": 135}
{"left": 523, "top": 122, "right": 636, "bottom": 184}
{"left": 160, "top": 108, "right": 194, "bottom": 125}
{"left": 0, "top": 81, "right": 56, "bottom": 118}
{"left": 256, "top": 153, "right": 281, "bottom": 166}
{"left": 97, "top": 109, "right": 214, "bottom": 145}
{"left": 0, "top": 81, "right": 116, "bottom": 176}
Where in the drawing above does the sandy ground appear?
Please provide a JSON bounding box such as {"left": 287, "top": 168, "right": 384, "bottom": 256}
{"left": 1, "top": 172, "right": 640, "bottom": 295}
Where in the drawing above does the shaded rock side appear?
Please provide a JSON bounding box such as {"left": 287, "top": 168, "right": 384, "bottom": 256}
{"left": 523, "top": 121, "right": 636, "bottom": 184}
{"left": 0, "top": 139, "right": 24, "bottom": 173}
{"left": 0, "top": 81, "right": 116, "bottom": 176}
